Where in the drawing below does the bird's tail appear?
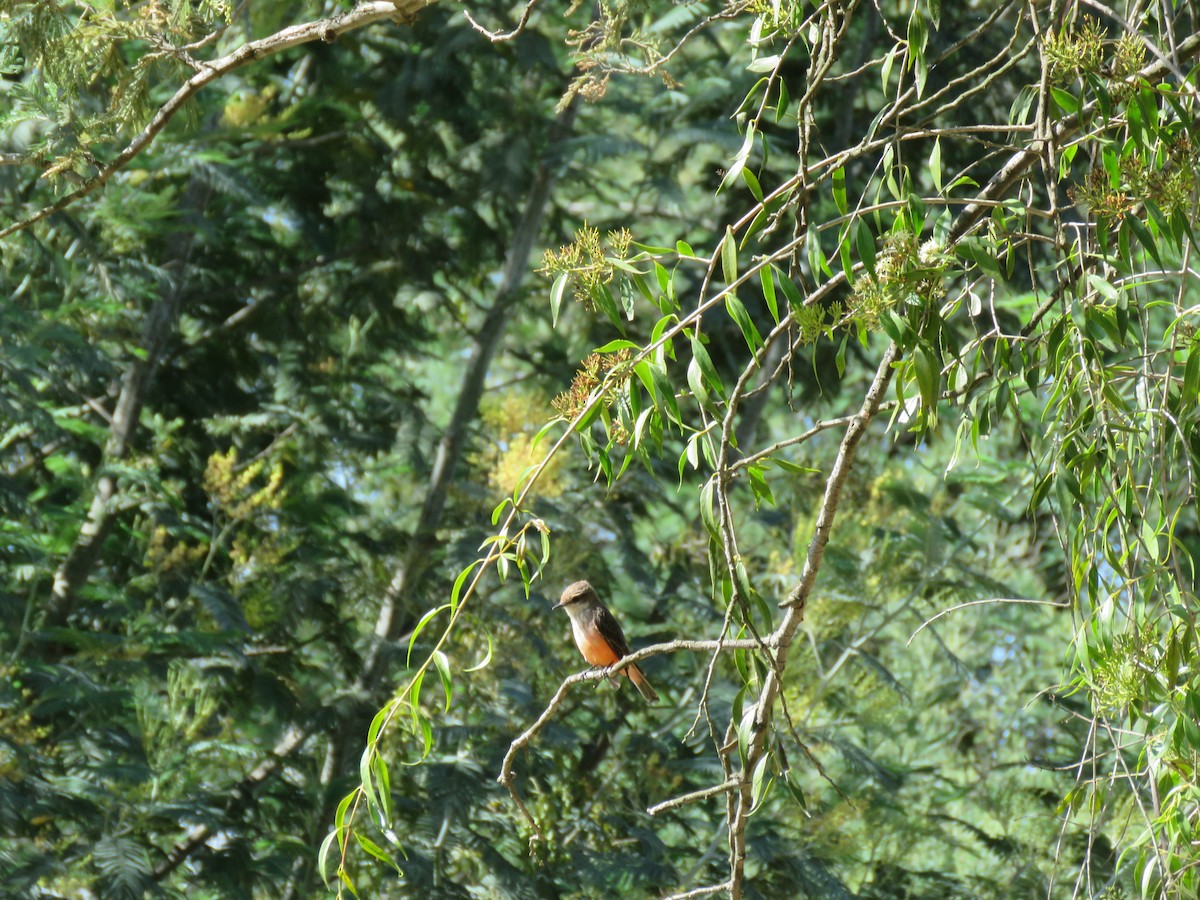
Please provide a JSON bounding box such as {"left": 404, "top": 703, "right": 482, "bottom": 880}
{"left": 628, "top": 665, "right": 659, "bottom": 703}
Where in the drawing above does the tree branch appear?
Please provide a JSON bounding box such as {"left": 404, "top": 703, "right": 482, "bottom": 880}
{"left": 0, "top": 0, "right": 432, "bottom": 241}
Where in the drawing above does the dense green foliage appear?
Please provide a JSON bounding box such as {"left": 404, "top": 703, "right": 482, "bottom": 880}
{"left": 2, "top": 1, "right": 1199, "bottom": 898}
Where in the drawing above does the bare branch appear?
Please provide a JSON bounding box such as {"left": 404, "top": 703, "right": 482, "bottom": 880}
{"left": 462, "top": 0, "right": 541, "bottom": 42}
{"left": 647, "top": 778, "right": 738, "bottom": 816}
{"left": 907, "top": 597, "right": 1071, "bottom": 645}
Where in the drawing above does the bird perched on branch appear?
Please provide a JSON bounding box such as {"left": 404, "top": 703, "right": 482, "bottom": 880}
{"left": 553, "top": 580, "right": 659, "bottom": 703}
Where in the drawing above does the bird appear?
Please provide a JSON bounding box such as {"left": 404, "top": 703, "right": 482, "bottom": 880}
{"left": 553, "top": 580, "right": 659, "bottom": 703}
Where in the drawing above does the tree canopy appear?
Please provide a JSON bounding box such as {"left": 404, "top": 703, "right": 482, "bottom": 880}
{"left": 2, "top": 1, "right": 1200, "bottom": 897}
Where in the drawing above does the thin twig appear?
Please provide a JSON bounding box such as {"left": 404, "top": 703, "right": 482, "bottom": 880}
{"left": 907, "top": 597, "right": 1071, "bottom": 645}
{"left": 462, "top": 0, "right": 540, "bottom": 42}
{"left": 647, "top": 779, "right": 739, "bottom": 816}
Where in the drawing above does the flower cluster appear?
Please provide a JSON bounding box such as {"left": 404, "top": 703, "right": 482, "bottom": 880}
{"left": 1069, "top": 132, "right": 1199, "bottom": 221}
{"left": 552, "top": 349, "right": 633, "bottom": 425}
{"left": 538, "top": 225, "right": 632, "bottom": 310}
{"left": 847, "top": 232, "right": 950, "bottom": 330}
{"left": 203, "top": 447, "right": 286, "bottom": 522}
{"left": 1046, "top": 18, "right": 1145, "bottom": 103}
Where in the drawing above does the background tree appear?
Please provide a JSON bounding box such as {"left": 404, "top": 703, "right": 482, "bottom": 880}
{"left": 1, "top": 1, "right": 1198, "bottom": 898}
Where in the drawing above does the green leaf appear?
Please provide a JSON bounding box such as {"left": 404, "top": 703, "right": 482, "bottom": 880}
{"left": 1050, "top": 87, "right": 1079, "bottom": 114}
{"left": 687, "top": 355, "right": 710, "bottom": 408}
{"left": 590, "top": 282, "right": 624, "bottom": 331}
{"left": 1183, "top": 346, "right": 1200, "bottom": 404}
{"left": 464, "top": 631, "right": 494, "bottom": 673}
{"left": 691, "top": 334, "right": 726, "bottom": 399}
{"left": 355, "top": 833, "right": 403, "bottom": 875}
{"left": 768, "top": 458, "right": 819, "bottom": 475}
{"left": 721, "top": 129, "right": 755, "bottom": 192}
{"left": 372, "top": 753, "right": 395, "bottom": 824}
{"left": 725, "top": 294, "right": 763, "bottom": 353}
{"left": 700, "top": 478, "right": 720, "bottom": 540}
{"left": 855, "top": 218, "right": 876, "bottom": 274}
{"left": 1125, "top": 215, "right": 1165, "bottom": 269}
{"left": 593, "top": 338, "right": 641, "bottom": 353}
{"left": 549, "top": 272, "right": 569, "bottom": 327}
{"left": 928, "top": 137, "right": 942, "bottom": 192}
{"left": 832, "top": 166, "right": 847, "bottom": 216}
{"left": 784, "top": 771, "right": 809, "bottom": 813}
{"left": 956, "top": 238, "right": 1006, "bottom": 282}
{"left": 649, "top": 362, "right": 683, "bottom": 426}
{"left": 807, "top": 225, "right": 832, "bottom": 279}
{"left": 432, "top": 649, "right": 453, "bottom": 712}
{"left": 907, "top": 9, "right": 928, "bottom": 98}
{"left": 318, "top": 827, "right": 342, "bottom": 888}
{"left": 749, "top": 755, "right": 772, "bottom": 812}
{"left": 407, "top": 603, "right": 450, "bottom": 666}
{"left": 742, "top": 166, "right": 764, "bottom": 202}
{"left": 747, "top": 464, "right": 775, "bottom": 508}
{"left": 760, "top": 266, "right": 779, "bottom": 324}
{"left": 747, "top": 53, "right": 782, "bottom": 73}
{"left": 360, "top": 748, "right": 380, "bottom": 819}
{"left": 721, "top": 226, "right": 738, "bottom": 286}
{"left": 914, "top": 345, "right": 939, "bottom": 418}
{"left": 881, "top": 45, "right": 897, "bottom": 94}
{"left": 776, "top": 267, "right": 805, "bottom": 313}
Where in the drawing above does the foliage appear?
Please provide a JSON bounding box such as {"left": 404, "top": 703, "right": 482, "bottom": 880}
{"left": 1, "top": 0, "right": 1199, "bottom": 898}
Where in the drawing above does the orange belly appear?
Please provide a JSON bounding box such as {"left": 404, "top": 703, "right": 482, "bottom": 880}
{"left": 574, "top": 625, "right": 621, "bottom": 667}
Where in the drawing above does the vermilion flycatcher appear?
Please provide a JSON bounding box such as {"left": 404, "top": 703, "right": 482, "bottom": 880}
{"left": 554, "top": 580, "right": 659, "bottom": 703}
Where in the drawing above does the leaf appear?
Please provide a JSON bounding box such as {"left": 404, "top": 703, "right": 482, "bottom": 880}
{"left": 355, "top": 833, "right": 403, "bottom": 875}
{"left": 742, "top": 166, "right": 764, "bottom": 202}
{"left": 784, "top": 771, "right": 809, "bottom": 813}
{"left": 749, "top": 755, "right": 771, "bottom": 812}
{"left": 549, "top": 271, "right": 569, "bottom": 327}
{"left": 432, "top": 649, "right": 453, "bottom": 712}
{"left": 832, "top": 166, "right": 847, "bottom": 216}
{"left": 855, "top": 218, "right": 876, "bottom": 274}
{"left": 955, "top": 238, "right": 1006, "bottom": 282}
{"left": 700, "top": 478, "right": 720, "bottom": 540}
{"left": 914, "top": 345, "right": 939, "bottom": 419}
{"left": 747, "top": 53, "right": 782, "bottom": 73}
{"left": 649, "top": 362, "right": 683, "bottom": 426}
{"left": 464, "top": 631, "right": 494, "bottom": 673}
{"left": 360, "top": 748, "right": 380, "bottom": 820}
{"left": 589, "top": 282, "right": 624, "bottom": 332}
{"left": 776, "top": 267, "right": 805, "bottom": 313}
{"left": 929, "top": 136, "right": 942, "bottom": 192}
{"left": 725, "top": 294, "right": 763, "bottom": 353}
{"left": 769, "top": 458, "right": 819, "bottom": 475}
{"left": 881, "top": 45, "right": 897, "bottom": 94}
{"left": 721, "top": 129, "right": 755, "bottom": 192}
{"left": 318, "top": 828, "right": 342, "bottom": 887}
{"left": 450, "top": 560, "right": 482, "bottom": 615}
{"left": 721, "top": 226, "right": 738, "bottom": 286}
{"left": 806, "top": 224, "right": 831, "bottom": 279}
{"left": 1050, "top": 87, "right": 1079, "bottom": 114}
{"left": 690, "top": 334, "right": 726, "bottom": 399}
{"left": 759, "top": 266, "right": 779, "bottom": 324}
{"left": 1125, "top": 215, "right": 1165, "bottom": 269}
{"left": 593, "top": 338, "right": 641, "bottom": 353}
{"left": 747, "top": 464, "right": 775, "bottom": 508}
{"left": 371, "top": 753, "right": 395, "bottom": 824}
{"left": 907, "top": 9, "right": 928, "bottom": 98}
{"left": 1183, "top": 346, "right": 1200, "bottom": 404}
{"left": 775, "top": 78, "right": 790, "bottom": 123}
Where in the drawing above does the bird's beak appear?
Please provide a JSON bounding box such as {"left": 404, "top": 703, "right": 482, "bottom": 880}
{"left": 552, "top": 599, "right": 565, "bottom": 610}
